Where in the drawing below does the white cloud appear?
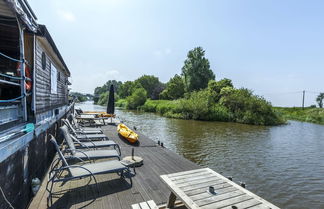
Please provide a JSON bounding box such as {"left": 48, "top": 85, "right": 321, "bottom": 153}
{"left": 57, "top": 9, "right": 76, "bottom": 22}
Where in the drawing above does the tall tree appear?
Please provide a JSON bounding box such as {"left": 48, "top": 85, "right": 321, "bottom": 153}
{"left": 181, "top": 47, "right": 215, "bottom": 92}
{"left": 118, "top": 81, "right": 134, "bottom": 98}
{"left": 135, "top": 75, "right": 163, "bottom": 99}
{"left": 316, "top": 93, "right": 324, "bottom": 108}
{"left": 160, "top": 74, "right": 185, "bottom": 100}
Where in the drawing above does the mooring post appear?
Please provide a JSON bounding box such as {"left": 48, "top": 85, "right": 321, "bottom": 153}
{"left": 240, "top": 182, "right": 246, "bottom": 188}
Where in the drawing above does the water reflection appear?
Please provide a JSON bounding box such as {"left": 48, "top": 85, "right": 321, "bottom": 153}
{"left": 76, "top": 102, "right": 324, "bottom": 209}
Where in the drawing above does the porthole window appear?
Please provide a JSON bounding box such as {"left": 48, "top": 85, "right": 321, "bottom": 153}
{"left": 41, "top": 52, "right": 46, "bottom": 70}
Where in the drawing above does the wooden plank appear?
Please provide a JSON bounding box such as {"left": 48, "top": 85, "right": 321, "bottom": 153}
{"left": 169, "top": 170, "right": 211, "bottom": 181}
{"left": 181, "top": 179, "right": 226, "bottom": 192}
{"left": 200, "top": 194, "right": 253, "bottom": 209}
{"left": 131, "top": 204, "right": 141, "bottom": 209}
{"left": 177, "top": 177, "right": 222, "bottom": 188}
{"left": 172, "top": 173, "right": 215, "bottom": 183}
{"left": 221, "top": 199, "right": 263, "bottom": 209}
{"left": 166, "top": 168, "right": 208, "bottom": 178}
{"left": 146, "top": 200, "right": 158, "bottom": 209}
{"left": 139, "top": 202, "right": 151, "bottom": 209}
{"left": 190, "top": 186, "right": 238, "bottom": 201}
{"left": 185, "top": 182, "right": 232, "bottom": 197}
{"left": 195, "top": 190, "right": 245, "bottom": 206}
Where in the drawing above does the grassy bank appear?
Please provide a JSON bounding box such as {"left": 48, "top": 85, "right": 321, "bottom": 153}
{"left": 275, "top": 107, "right": 324, "bottom": 125}
{"left": 116, "top": 99, "right": 285, "bottom": 126}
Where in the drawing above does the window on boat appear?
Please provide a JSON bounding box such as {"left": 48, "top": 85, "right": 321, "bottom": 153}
{"left": 41, "top": 51, "right": 46, "bottom": 70}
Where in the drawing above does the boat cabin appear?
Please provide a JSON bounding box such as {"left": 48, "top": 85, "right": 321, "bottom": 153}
{"left": 0, "top": 0, "right": 70, "bottom": 131}
{"left": 0, "top": 1, "right": 72, "bottom": 208}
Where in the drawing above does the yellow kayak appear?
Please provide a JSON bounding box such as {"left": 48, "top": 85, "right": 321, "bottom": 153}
{"left": 117, "top": 123, "right": 138, "bottom": 143}
{"left": 84, "top": 111, "right": 115, "bottom": 118}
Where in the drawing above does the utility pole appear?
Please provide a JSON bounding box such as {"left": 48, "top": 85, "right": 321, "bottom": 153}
{"left": 302, "top": 90, "right": 305, "bottom": 109}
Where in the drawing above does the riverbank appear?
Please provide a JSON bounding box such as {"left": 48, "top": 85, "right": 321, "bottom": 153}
{"left": 275, "top": 107, "right": 324, "bottom": 125}
{"left": 116, "top": 99, "right": 285, "bottom": 126}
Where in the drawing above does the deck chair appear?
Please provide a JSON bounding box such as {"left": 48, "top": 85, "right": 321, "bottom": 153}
{"left": 59, "top": 126, "right": 120, "bottom": 161}
{"left": 70, "top": 114, "right": 103, "bottom": 132}
{"left": 66, "top": 116, "right": 102, "bottom": 134}
{"left": 62, "top": 119, "right": 108, "bottom": 141}
{"left": 60, "top": 125, "right": 121, "bottom": 155}
{"left": 47, "top": 135, "right": 132, "bottom": 206}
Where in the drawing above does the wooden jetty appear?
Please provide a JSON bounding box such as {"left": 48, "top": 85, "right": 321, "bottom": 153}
{"left": 29, "top": 122, "right": 280, "bottom": 209}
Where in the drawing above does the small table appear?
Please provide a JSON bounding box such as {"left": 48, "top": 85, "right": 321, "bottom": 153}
{"left": 160, "top": 168, "right": 280, "bottom": 209}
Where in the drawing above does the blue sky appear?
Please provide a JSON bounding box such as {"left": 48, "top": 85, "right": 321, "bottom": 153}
{"left": 28, "top": 0, "right": 324, "bottom": 107}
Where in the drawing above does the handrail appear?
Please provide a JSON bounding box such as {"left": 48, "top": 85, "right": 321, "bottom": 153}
{"left": 0, "top": 52, "right": 23, "bottom": 63}
{"left": 0, "top": 79, "right": 20, "bottom": 86}
{"left": 0, "top": 73, "right": 23, "bottom": 80}
{"left": 0, "top": 93, "right": 31, "bottom": 103}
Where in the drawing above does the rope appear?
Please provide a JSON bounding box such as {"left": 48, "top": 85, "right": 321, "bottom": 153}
{"left": 0, "top": 186, "right": 14, "bottom": 209}
{"left": 0, "top": 73, "right": 22, "bottom": 80}
{"left": 0, "top": 52, "right": 23, "bottom": 63}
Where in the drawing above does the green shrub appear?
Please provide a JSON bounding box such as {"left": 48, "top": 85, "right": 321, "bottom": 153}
{"left": 116, "top": 99, "right": 128, "bottom": 108}
{"left": 97, "top": 92, "right": 108, "bottom": 106}
{"left": 126, "top": 88, "right": 147, "bottom": 109}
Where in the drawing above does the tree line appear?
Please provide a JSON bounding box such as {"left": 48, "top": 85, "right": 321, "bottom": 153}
{"left": 93, "top": 47, "right": 323, "bottom": 125}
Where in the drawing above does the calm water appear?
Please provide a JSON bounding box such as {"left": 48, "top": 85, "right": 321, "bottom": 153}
{"left": 77, "top": 101, "right": 324, "bottom": 209}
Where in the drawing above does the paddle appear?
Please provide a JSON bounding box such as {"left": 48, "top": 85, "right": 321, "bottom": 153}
{"left": 0, "top": 123, "right": 35, "bottom": 143}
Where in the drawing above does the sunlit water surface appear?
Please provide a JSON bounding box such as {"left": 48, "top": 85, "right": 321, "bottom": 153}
{"left": 77, "top": 101, "right": 324, "bottom": 209}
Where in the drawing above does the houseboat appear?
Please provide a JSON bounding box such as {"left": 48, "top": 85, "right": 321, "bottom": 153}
{"left": 0, "top": 0, "right": 72, "bottom": 208}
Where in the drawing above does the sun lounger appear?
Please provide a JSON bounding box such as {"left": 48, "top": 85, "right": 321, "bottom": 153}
{"left": 62, "top": 119, "right": 108, "bottom": 140}
{"left": 59, "top": 125, "right": 120, "bottom": 161}
{"left": 46, "top": 135, "right": 132, "bottom": 206}
{"left": 60, "top": 125, "right": 121, "bottom": 155}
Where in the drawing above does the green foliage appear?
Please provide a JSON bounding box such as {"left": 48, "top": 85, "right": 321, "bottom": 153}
{"left": 116, "top": 99, "right": 128, "bottom": 108}
{"left": 118, "top": 81, "right": 133, "bottom": 98}
{"left": 275, "top": 107, "right": 324, "bottom": 125}
{"left": 94, "top": 80, "right": 122, "bottom": 104}
{"left": 208, "top": 79, "right": 234, "bottom": 102}
{"left": 182, "top": 47, "right": 215, "bottom": 92}
{"left": 219, "top": 88, "right": 283, "bottom": 125}
{"left": 316, "top": 93, "right": 324, "bottom": 108}
{"left": 92, "top": 47, "right": 284, "bottom": 126}
{"left": 126, "top": 87, "right": 147, "bottom": 109}
{"left": 97, "top": 92, "right": 108, "bottom": 105}
{"left": 160, "top": 74, "right": 185, "bottom": 100}
{"left": 70, "top": 92, "right": 89, "bottom": 103}
{"left": 135, "top": 75, "right": 164, "bottom": 99}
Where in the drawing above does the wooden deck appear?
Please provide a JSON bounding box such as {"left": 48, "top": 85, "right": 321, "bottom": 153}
{"left": 28, "top": 123, "right": 199, "bottom": 209}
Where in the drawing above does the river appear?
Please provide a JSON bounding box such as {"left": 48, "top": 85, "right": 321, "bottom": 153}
{"left": 76, "top": 101, "right": 324, "bottom": 209}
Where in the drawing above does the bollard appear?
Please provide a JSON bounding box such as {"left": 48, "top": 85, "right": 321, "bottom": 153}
{"left": 161, "top": 142, "right": 164, "bottom": 147}
{"left": 240, "top": 182, "right": 246, "bottom": 188}
{"left": 132, "top": 148, "right": 134, "bottom": 160}
{"left": 158, "top": 140, "right": 160, "bottom": 145}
